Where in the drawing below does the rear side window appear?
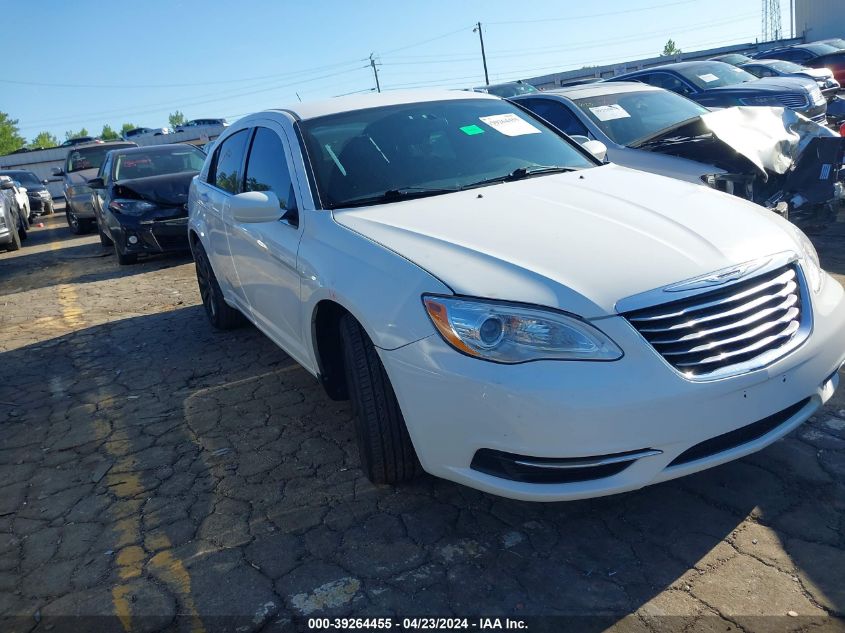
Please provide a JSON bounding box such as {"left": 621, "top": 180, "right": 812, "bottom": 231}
{"left": 211, "top": 129, "right": 249, "bottom": 194}
{"left": 244, "top": 127, "right": 296, "bottom": 210}
{"left": 520, "top": 99, "right": 590, "bottom": 137}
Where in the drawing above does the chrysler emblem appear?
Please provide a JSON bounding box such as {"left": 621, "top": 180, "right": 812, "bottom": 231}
{"left": 664, "top": 258, "right": 770, "bottom": 292}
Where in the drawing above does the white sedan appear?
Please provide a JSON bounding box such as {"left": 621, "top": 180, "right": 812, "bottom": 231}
{"left": 188, "top": 90, "right": 845, "bottom": 501}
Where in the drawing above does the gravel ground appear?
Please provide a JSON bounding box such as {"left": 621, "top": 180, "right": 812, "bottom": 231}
{"left": 0, "top": 202, "right": 844, "bottom": 633}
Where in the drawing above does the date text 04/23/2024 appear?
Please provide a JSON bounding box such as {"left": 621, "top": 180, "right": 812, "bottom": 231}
{"left": 307, "top": 618, "right": 529, "bottom": 630}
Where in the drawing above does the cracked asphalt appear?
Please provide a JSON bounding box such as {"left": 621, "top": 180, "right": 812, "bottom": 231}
{"left": 1, "top": 203, "right": 844, "bottom": 633}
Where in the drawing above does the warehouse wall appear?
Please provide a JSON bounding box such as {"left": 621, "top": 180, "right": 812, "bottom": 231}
{"left": 795, "top": 0, "right": 842, "bottom": 42}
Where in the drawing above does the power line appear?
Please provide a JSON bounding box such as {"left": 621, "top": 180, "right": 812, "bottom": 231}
{"left": 486, "top": 0, "right": 699, "bottom": 25}
{"left": 378, "top": 24, "right": 475, "bottom": 56}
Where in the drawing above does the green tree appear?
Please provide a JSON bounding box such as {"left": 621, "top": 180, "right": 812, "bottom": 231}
{"left": 0, "top": 112, "right": 26, "bottom": 155}
{"left": 121, "top": 123, "right": 136, "bottom": 136}
{"left": 64, "top": 127, "right": 90, "bottom": 141}
{"left": 662, "top": 38, "right": 682, "bottom": 56}
{"left": 29, "top": 131, "right": 59, "bottom": 149}
{"left": 168, "top": 110, "right": 185, "bottom": 128}
{"left": 100, "top": 124, "right": 120, "bottom": 141}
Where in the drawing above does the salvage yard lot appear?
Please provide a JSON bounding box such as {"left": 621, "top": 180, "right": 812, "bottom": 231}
{"left": 1, "top": 206, "right": 844, "bottom": 631}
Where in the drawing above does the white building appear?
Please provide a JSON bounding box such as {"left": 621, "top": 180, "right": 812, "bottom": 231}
{"left": 794, "top": 0, "right": 842, "bottom": 42}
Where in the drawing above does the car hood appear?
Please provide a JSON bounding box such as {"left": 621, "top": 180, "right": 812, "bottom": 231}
{"left": 67, "top": 169, "right": 98, "bottom": 186}
{"left": 332, "top": 165, "right": 799, "bottom": 318}
{"left": 705, "top": 76, "right": 814, "bottom": 94}
{"left": 112, "top": 171, "right": 197, "bottom": 206}
{"left": 796, "top": 67, "right": 832, "bottom": 80}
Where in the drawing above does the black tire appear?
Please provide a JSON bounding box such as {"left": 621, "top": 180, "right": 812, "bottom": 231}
{"left": 17, "top": 219, "right": 27, "bottom": 242}
{"left": 66, "top": 208, "right": 84, "bottom": 234}
{"left": 6, "top": 223, "right": 21, "bottom": 251}
{"left": 339, "top": 313, "right": 420, "bottom": 484}
{"left": 114, "top": 242, "right": 137, "bottom": 265}
{"left": 193, "top": 240, "right": 244, "bottom": 329}
{"left": 98, "top": 222, "right": 113, "bottom": 247}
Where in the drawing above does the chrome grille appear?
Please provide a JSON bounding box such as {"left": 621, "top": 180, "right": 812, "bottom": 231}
{"left": 774, "top": 93, "right": 809, "bottom": 109}
{"left": 623, "top": 265, "right": 806, "bottom": 379}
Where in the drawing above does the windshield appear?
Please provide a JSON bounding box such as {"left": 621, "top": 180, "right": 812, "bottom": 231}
{"left": 805, "top": 43, "right": 839, "bottom": 55}
{"left": 65, "top": 143, "right": 135, "bottom": 173}
{"left": 300, "top": 98, "right": 595, "bottom": 208}
{"left": 0, "top": 171, "right": 41, "bottom": 187}
{"left": 766, "top": 60, "right": 806, "bottom": 73}
{"left": 716, "top": 54, "right": 752, "bottom": 65}
{"left": 823, "top": 39, "right": 845, "bottom": 50}
{"left": 113, "top": 146, "right": 206, "bottom": 180}
{"left": 573, "top": 90, "right": 708, "bottom": 146}
{"left": 678, "top": 64, "right": 756, "bottom": 89}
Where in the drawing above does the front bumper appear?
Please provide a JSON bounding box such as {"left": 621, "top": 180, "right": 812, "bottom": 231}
{"left": 380, "top": 275, "right": 845, "bottom": 501}
{"left": 28, "top": 194, "right": 52, "bottom": 211}
{"left": 112, "top": 212, "right": 190, "bottom": 254}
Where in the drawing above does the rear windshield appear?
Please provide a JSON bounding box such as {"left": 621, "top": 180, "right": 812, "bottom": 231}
{"left": 678, "top": 64, "right": 756, "bottom": 89}
{"left": 113, "top": 146, "right": 205, "bottom": 180}
{"left": 65, "top": 144, "right": 135, "bottom": 173}
{"left": 300, "top": 98, "right": 595, "bottom": 209}
{"left": 573, "top": 89, "right": 708, "bottom": 146}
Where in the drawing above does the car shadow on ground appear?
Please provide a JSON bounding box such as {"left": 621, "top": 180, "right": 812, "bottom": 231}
{"left": 1, "top": 306, "right": 842, "bottom": 631}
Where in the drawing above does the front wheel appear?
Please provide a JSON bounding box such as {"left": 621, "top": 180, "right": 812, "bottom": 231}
{"left": 114, "top": 242, "right": 137, "bottom": 265}
{"left": 5, "top": 224, "right": 21, "bottom": 251}
{"left": 340, "top": 313, "right": 421, "bottom": 484}
{"left": 66, "top": 208, "right": 85, "bottom": 234}
{"left": 98, "top": 222, "right": 113, "bottom": 247}
{"left": 193, "top": 240, "right": 244, "bottom": 329}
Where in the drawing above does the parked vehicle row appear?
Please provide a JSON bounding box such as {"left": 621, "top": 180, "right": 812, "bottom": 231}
{"left": 0, "top": 170, "right": 54, "bottom": 216}
{"left": 0, "top": 178, "right": 28, "bottom": 252}
{"left": 176, "top": 90, "right": 844, "bottom": 501}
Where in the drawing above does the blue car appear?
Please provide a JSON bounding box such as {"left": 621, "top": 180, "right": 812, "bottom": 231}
{"left": 608, "top": 61, "right": 827, "bottom": 123}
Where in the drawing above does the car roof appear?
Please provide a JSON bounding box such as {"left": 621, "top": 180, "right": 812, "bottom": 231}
{"left": 269, "top": 89, "right": 501, "bottom": 121}
{"left": 106, "top": 143, "right": 199, "bottom": 156}
{"left": 525, "top": 81, "right": 661, "bottom": 99}
{"left": 622, "top": 61, "right": 723, "bottom": 75}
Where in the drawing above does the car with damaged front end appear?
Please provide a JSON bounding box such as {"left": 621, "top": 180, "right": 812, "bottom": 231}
{"left": 188, "top": 90, "right": 845, "bottom": 501}
{"left": 89, "top": 144, "right": 205, "bottom": 264}
{"left": 512, "top": 82, "right": 845, "bottom": 215}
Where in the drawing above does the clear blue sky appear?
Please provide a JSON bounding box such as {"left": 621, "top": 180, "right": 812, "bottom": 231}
{"left": 6, "top": 0, "right": 767, "bottom": 141}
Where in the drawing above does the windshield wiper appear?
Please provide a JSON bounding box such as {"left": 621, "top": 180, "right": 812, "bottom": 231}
{"left": 330, "top": 186, "right": 460, "bottom": 209}
{"left": 463, "top": 165, "right": 578, "bottom": 189}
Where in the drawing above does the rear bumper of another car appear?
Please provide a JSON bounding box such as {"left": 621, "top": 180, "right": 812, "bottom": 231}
{"left": 380, "top": 275, "right": 845, "bottom": 501}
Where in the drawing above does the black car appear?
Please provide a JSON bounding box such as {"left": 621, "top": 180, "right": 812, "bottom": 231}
{"left": 473, "top": 81, "right": 539, "bottom": 98}
{"left": 87, "top": 144, "right": 205, "bottom": 265}
{"left": 752, "top": 42, "right": 845, "bottom": 85}
{"left": 0, "top": 170, "right": 54, "bottom": 215}
{"left": 739, "top": 58, "right": 841, "bottom": 98}
{"left": 609, "top": 61, "right": 827, "bottom": 122}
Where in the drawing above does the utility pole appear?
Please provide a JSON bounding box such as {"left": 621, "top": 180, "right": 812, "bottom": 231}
{"left": 473, "top": 22, "right": 489, "bottom": 86}
{"left": 369, "top": 53, "right": 381, "bottom": 93}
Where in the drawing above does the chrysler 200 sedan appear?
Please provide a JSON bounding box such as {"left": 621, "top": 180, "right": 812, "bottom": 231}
{"left": 188, "top": 90, "right": 845, "bottom": 501}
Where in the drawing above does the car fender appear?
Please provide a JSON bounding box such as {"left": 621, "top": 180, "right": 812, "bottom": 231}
{"left": 298, "top": 211, "right": 448, "bottom": 368}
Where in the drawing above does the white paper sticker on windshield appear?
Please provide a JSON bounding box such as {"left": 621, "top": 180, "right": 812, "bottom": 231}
{"left": 699, "top": 73, "right": 719, "bottom": 83}
{"left": 588, "top": 104, "right": 631, "bottom": 121}
{"left": 479, "top": 113, "right": 541, "bottom": 136}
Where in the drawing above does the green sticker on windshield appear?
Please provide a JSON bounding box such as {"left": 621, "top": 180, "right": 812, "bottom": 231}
{"left": 460, "top": 124, "right": 485, "bottom": 136}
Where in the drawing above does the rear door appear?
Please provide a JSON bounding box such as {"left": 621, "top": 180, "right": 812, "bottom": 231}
{"left": 196, "top": 128, "right": 251, "bottom": 307}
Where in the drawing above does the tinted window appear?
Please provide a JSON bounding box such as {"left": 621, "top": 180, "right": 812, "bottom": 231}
{"left": 244, "top": 127, "right": 296, "bottom": 210}
{"left": 113, "top": 146, "right": 206, "bottom": 180}
{"left": 65, "top": 143, "right": 136, "bottom": 173}
{"left": 646, "top": 72, "right": 695, "bottom": 95}
{"left": 211, "top": 129, "right": 249, "bottom": 193}
{"left": 300, "top": 98, "right": 595, "bottom": 209}
{"left": 519, "top": 99, "right": 590, "bottom": 137}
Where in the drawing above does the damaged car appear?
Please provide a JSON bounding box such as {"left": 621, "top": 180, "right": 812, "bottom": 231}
{"left": 88, "top": 144, "right": 205, "bottom": 264}
{"left": 512, "top": 82, "right": 845, "bottom": 215}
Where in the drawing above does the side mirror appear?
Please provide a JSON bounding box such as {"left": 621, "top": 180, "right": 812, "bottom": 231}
{"left": 230, "top": 191, "right": 283, "bottom": 223}
{"left": 569, "top": 134, "right": 591, "bottom": 145}
{"left": 87, "top": 177, "right": 105, "bottom": 189}
{"left": 0, "top": 181, "right": 14, "bottom": 190}
{"left": 582, "top": 140, "right": 608, "bottom": 162}
{"left": 52, "top": 167, "right": 65, "bottom": 176}
{"left": 42, "top": 179, "right": 49, "bottom": 185}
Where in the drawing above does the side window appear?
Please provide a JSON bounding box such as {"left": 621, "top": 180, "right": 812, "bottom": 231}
{"left": 210, "top": 129, "right": 249, "bottom": 194}
{"left": 652, "top": 73, "right": 694, "bottom": 95}
{"left": 244, "top": 127, "right": 297, "bottom": 212}
{"left": 521, "top": 99, "right": 590, "bottom": 137}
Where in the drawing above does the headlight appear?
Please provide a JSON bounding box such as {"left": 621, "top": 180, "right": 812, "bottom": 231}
{"left": 790, "top": 227, "right": 823, "bottom": 293}
{"left": 108, "top": 199, "right": 157, "bottom": 215}
{"left": 423, "top": 295, "right": 623, "bottom": 363}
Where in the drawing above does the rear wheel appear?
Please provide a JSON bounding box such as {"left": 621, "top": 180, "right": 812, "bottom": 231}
{"left": 193, "top": 240, "right": 244, "bottom": 329}
{"left": 340, "top": 313, "right": 421, "bottom": 484}
{"left": 98, "top": 221, "right": 113, "bottom": 247}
